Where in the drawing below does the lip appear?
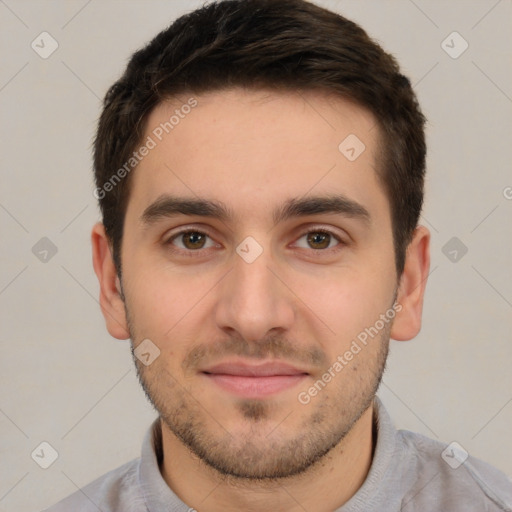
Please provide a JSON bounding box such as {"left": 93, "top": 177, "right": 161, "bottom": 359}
{"left": 203, "top": 361, "right": 308, "bottom": 377}
{"left": 201, "top": 360, "right": 309, "bottom": 398}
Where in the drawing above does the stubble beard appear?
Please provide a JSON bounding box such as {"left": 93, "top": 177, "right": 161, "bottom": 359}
{"left": 126, "top": 302, "right": 391, "bottom": 481}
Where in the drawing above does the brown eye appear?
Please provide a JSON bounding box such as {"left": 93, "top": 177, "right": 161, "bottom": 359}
{"left": 306, "top": 232, "right": 331, "bottom": 249}
{"left": 295, "top": 230, "right": 341, "bottom": 251}
{"left": 168, "top": 230, "right": 215, "bottom": 251}
{"left": 182, "top": 232, "right": 206, "bottom": 249}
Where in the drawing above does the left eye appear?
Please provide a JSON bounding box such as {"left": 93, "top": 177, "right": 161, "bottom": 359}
{"left": 294, "top": 230, "right": 341, "bottom": 250}
{"left": 168, "top": 231, "right": 217, "bottom": 251}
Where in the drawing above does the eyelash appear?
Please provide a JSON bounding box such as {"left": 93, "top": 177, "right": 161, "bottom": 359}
{"left": 164, "top": 226, "right": 345, "bottom": 257}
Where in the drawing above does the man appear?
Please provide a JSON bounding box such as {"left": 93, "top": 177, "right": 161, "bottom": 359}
{"left": 44, "top": 0, "right": 512, "bottom": 510}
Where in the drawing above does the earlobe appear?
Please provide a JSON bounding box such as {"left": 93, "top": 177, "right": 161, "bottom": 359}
{"left": 390, "top": 225, "right": 430, "bottom": 342}
{"left": 91, "top": 222, "right": 130, "bottom": 340}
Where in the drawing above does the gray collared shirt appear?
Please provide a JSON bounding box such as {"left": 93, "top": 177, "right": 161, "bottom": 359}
{"left": 43, "top": 397, "right": 512, "bottom": 511}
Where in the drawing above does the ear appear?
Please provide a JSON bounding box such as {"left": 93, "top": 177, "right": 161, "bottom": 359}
{"left": 91, "top": 222, "right": 130, "bottom": 340}
{"left": 391, "top": 225, "right": 430, "bottom": 341}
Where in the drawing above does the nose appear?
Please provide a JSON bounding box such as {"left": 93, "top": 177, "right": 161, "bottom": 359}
{"left": 214, "top": 242, "right": 295, "bottom": 343}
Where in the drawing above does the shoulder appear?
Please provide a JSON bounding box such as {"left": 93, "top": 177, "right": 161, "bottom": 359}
{"left": 41, "top": 457, "right": 146, "bottom": 512}
{"left": 397, "top": 429, "right": 512, "bottom": 511}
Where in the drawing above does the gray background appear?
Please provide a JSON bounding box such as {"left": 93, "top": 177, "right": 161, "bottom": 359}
{"left": 0, "top": 1, "right": 511, "bottom": 510}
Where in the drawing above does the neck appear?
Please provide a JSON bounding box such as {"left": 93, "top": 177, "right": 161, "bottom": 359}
{"left": 159, "top": 403, "right": 375, "bottom": 512}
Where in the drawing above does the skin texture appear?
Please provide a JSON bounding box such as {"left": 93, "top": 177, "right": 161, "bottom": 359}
{"left": 92, "top": 88, "right": 430, "bottom": 512}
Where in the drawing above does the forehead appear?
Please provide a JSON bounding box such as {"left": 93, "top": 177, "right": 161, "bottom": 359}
{"left": 126, "top": 87, "right": 386, "bottom": 224}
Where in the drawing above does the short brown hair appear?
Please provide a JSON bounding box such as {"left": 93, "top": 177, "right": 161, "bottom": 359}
{"left": 93, "top": 0, "right": 426, "bottom": 277}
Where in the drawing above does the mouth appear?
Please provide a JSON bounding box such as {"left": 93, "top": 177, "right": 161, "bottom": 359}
{"left": 200, "top": 360, "right": 309, "bottom": 399}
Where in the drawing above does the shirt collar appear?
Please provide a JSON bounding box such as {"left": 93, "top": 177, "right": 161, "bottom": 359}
{"left": 336, "top": 396, "right": 397, "bottom": 511}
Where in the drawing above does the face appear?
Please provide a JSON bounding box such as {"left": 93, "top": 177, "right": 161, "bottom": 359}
{"left": 116, "top": 88, "right": 400, "bottom": 479}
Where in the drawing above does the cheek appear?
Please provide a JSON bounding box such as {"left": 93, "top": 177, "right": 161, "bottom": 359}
{"left": 126, "top": 256, "right": 203, "bottom": 315}
{"left": 123, "top": 271, "right": 176, "bottom": 341}
{"left": 306, "top": 269, "right": 394, "bottom": 349}
{"left": 125, "top": 269, "right": 212, "bottom": 356}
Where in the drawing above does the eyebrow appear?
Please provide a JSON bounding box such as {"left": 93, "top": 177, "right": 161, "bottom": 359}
{"left": 140, "top": 193, "right": 371, "bottom": 228}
